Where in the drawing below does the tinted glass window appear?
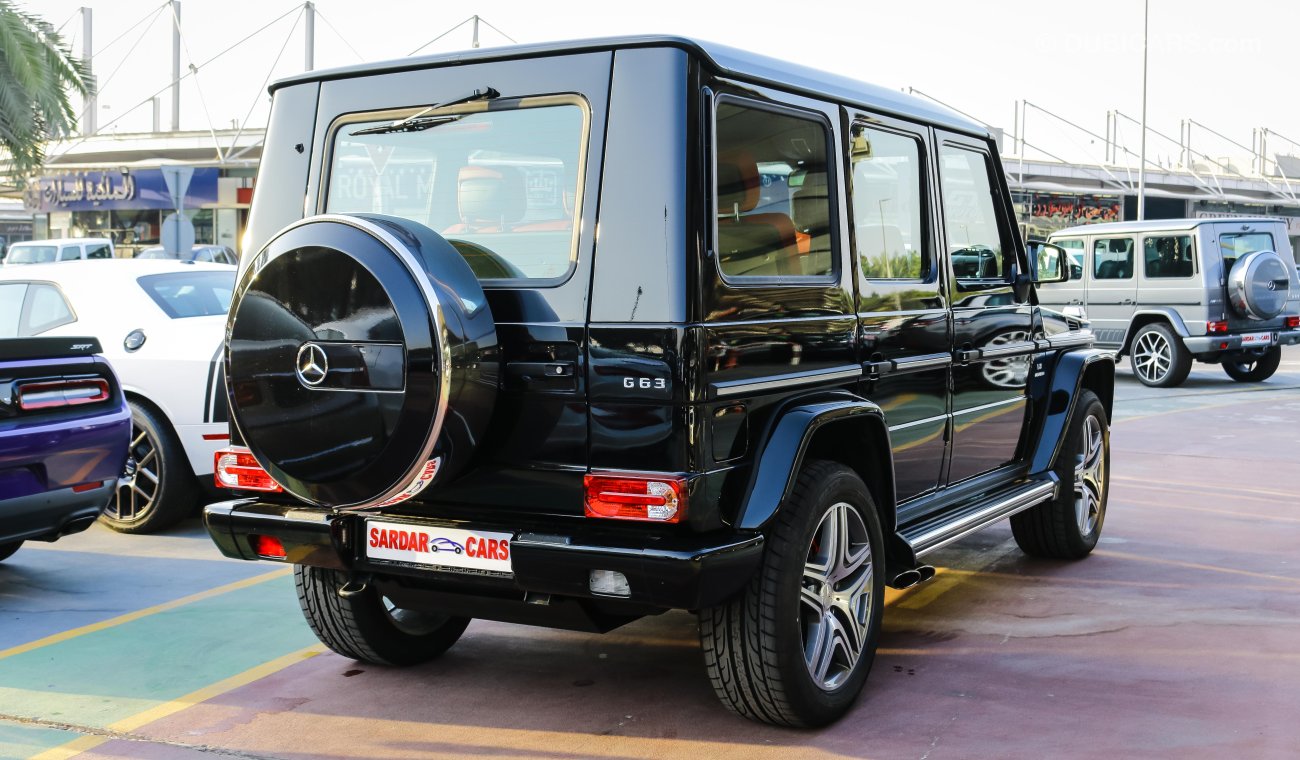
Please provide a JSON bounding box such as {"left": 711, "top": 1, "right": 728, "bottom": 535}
{"left": 25, "top": 284, "right": 75, "bottom": 335}
{"left": 1093, "top": 238, "right": 1134, "bottom": 279}
{"left": 1143, "top": 235, "right": 1195, "bottom": 278}
{"left": 939, "top": 146, "right": 1007, "bottom": 279}
{"left": 715, "top": 101, "right": 834, "bottom": 279}
{"left": 327, "top": 99, "right": 587, "bottom": 282}
{"left": 58, "top": 246, "right": 81, "bottom": 261}
{"left": 0, "top": 283, "right": 27, "bottom": 337}
{"left": 85, "top": 243, "right": 112, "bottom": 259}
{"left": 851, "top": 126, "right": 926, "bottom": 280}
{"left": 137, "top": 271, "right": 236, "bottom": 318}
{"left": 8, "top": 245, "right": 56, "bottom": 264}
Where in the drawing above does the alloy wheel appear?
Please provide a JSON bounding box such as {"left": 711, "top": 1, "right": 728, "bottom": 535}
{"left": 107, "top": 421, "right": 159, "bottom": 522}
{"left": 800, "top": 502, "right": 873, "bottom": 691}
{"left": 1074, "top": 414, "right": 1105, "bottom": 535}
{"left": 1132, "top": 331, "right": 1173, "bottom": 384}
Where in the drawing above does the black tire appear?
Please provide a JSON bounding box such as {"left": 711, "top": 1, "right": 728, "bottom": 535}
{"left": 0, "top": 542, "right": 21, "bottom": 562}
{"left": 1129, "top": 323, "right": 1192, "bottom": 388}
{"left": 99, "top": 400, "right": 195, "bottom": 534}
{"left": 699, "top": 460, "right": 885, "bottom": 727}
{"left": 295, "top": 565, "right": 470, "bottom": 667}
{"left": 1012, "top": 390, "right": 1109, "bottom": 559}
{"left": 1222, "top": 346, "right": 1282, "bottom": 383}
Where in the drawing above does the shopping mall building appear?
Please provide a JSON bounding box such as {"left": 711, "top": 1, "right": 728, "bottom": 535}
{"left": 9, "top": 127, "right": 1300, "bottom": 260}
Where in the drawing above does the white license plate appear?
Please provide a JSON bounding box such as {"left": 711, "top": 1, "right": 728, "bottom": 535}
{"left": 364, "top": 520, "right": 513, "bottom": 576}
{"left": 1240, "top": 332, "right": 1272, "bottom": 346}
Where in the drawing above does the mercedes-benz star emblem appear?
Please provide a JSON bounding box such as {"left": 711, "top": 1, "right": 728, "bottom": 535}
{"left": 296, "top": 343, "right": 329, "bottom": 387}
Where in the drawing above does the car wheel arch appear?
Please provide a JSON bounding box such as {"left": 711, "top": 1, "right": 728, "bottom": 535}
{"left": 121, "top": 391, "right": 194, "bottom": 476}
{"left": 1119, "top": 310, "right": 1190, "bottom": 356}
{"left": 734, "top": 395, "right": 897, "bottom": 539}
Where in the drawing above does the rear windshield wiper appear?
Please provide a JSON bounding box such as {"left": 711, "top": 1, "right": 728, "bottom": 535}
{"left": 350, "top": 87, "right": 501, "bottom": 136}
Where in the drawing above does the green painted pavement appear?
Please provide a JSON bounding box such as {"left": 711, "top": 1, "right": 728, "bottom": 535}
{"left": 0, "top": 721, "right": 83, "bottom": 759}
{"left": 0, "top": 575, "right": 317, "bottom": 730}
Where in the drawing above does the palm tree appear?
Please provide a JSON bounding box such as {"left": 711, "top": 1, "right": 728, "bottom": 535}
{"left": 0, "top": 0, "right": 92, "bottom": 180}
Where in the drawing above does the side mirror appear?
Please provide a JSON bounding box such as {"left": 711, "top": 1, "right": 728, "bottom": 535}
{"left": 1029, "top": 242, "right": 1070, "bottom": 284}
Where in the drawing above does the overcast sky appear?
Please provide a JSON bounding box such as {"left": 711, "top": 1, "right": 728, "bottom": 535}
{"left": 35, "top": 0, "right": 1300, "bottom": 167}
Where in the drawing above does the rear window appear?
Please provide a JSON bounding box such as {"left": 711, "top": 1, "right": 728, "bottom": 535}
{"left": 0, "top": 282, "right": 75, "bottom": 336}
{"left": 1220, "top": 232, "right": 1275, "bottom": 260}
{"left": 324, "top": 97, "right": 589, "bottom": 283}
{"left": 7, "top": 245, "right": 56, "bottom": 264}
{"left": 137, "top": 271, "right": 236, "bottom": 318}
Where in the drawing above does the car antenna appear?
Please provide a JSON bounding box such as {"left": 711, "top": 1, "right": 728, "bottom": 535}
{"left": 350, "top": 87, "right": 501, "bottom": 136}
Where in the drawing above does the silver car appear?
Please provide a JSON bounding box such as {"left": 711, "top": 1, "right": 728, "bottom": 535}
{"left": 1039, "top": 217, "right": 1300, "bottom": 387}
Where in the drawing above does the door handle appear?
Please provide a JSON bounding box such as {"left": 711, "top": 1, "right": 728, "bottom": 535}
{"left": 1121, "top": 298, "right": 1135, "bottom": 305}
{"left": 1068, "top": 299, "right": 1082, "bottom": 305}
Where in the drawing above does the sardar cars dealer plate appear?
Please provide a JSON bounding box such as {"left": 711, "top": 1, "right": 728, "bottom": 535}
{"left": 365, "top": 521, "right": 513, "bottom": 577}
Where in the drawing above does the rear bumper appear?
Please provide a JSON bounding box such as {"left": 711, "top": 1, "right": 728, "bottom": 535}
{"left": 204, "top": 500, "right": 764, "bottom": 611}
{"left": 0, "top": 482, "right": 111, "bottom": 544}
{"left": 1183, "top": 327, "right": 1300, "bottom": 353}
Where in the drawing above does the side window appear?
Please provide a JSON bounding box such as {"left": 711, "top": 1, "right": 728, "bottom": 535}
{"left": 1093, "top": 238, "right": 1134, "bottom": 279}
{"left": 939, "top": 145, "right": 1012, "bottom": 281}
{"left": 715, "top": 100, "right": 834, "bottom": 279}
{"left": 1056, "top": 238, "right": 1086, "bottom": 279}
{"left": 59, "top": 246, "right": 81, "bottom": 261}
{"left": 1143, "top": 235, "right": 1195, "bottom": 278}
{"left": 0, "top": 283, "right": 28, "bottom": 338}
{"left": 85, "top": 243, "right": 112, "bottom": 259}
{"left": 23, "top": 284, "right": 75, "bottom": 336}
{"left": 850, "top": 125, "right": 927, "bottom": 280}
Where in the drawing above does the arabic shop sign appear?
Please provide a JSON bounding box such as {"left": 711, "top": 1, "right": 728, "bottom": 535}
{"left": 25, "top": 168, "right": 219, "bottom": 212}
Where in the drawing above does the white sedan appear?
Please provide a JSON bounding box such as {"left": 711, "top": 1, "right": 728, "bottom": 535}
{"left": 0, "top": 259, "right": 235, "bottom": 532}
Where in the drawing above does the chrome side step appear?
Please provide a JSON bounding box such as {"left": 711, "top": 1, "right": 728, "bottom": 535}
{"left": 903, "top": 480, "right": 1057, "bottom": 558}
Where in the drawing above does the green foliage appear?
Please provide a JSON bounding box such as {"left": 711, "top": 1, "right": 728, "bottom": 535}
{"left": 860, "top": 249, "right": 923, "bottom": 279}
{"left": 0, "top": 0, "right": 93, "bottom": 179}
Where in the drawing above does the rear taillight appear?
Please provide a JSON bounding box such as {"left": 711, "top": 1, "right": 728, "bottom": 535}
{"left": 584, "top": 472, "right": 687, "bottom": 523}
{"left": 214, "top": 446, "right": 283, "bottom": 492}
{"left": 16, "top": 378, "right": 109, "bottom": 410}
{"left": 1207, "top": 321, "right": 1229, "bottom": 335}
{"left": 1286, "top": 316, "right": 1300, "bottom": 329}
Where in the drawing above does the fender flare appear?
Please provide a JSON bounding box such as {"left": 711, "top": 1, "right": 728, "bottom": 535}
{"left": 1119, "top": 308, "right": 1191, "bottom": 355}
{"left": 1028, "top": 348, "right": 1115, "bottom": 474}
{"left": 733, "top": 394, "right": 894, "bottom": 532}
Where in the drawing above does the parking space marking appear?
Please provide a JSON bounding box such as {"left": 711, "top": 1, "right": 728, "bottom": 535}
{"left": 1093, "top": 549, "right": 1300, "bottom": 586}
{"left": 1118, "top": 497, "right": 1300, "bottom": 524}
{"left": 1111, "top": 476, "right": 1294, "bottom": 502}
{"left": 0, "top": 722, "right": 81, "bottom": 760}
{"left": 0, "top": 568, "right": 290, "bottom": 663}
{"left": 26, "top": 645, "right": 324, "bottom": 760}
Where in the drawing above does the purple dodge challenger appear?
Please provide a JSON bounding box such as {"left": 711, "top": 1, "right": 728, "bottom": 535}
{"left": 0, "top": 337, "right": 130, "bottom": 561}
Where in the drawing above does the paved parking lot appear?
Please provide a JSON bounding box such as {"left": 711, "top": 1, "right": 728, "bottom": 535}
{"left": 3, "top": 348, "right": 1299, "bottom": 759}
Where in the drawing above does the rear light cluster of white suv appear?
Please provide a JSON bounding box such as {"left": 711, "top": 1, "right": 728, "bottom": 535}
{"left": 213, "top": 447, "right": 282, "bottom": 492}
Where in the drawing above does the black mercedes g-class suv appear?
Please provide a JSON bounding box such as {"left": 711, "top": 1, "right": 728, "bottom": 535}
{"left": 205, "top": 36, "right": 1114, "bottom": 727}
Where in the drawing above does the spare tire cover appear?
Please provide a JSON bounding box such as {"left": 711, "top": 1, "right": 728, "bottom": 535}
{"left": 1227, "top": 250, "right": 1291, "bottom": 321}
{"left": 226, "top": 214, "right": 497, "bottom": 508}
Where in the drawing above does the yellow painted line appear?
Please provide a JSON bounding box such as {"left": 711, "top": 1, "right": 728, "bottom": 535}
{"left": 0, "top": 568, "right": 291, "bottom": 662}
{"left": 1112, "top": 475, "right": 1295, "bottom": 501}
{"left": 27, "top": 645, "right": 325, "bottom": 760}
{"left": 1119, "top": 498, "right": 1300, "bottom": 524}
{"left": 1093, "top": 549, "right": 1300, "bottom": 587}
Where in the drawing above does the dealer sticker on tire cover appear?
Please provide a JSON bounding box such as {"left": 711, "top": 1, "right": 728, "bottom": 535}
{"left": 348, "top": 457, "right": 442, "bottom": 510}
{"left": 364, "top": 521, "right": 513, "bottom": 577}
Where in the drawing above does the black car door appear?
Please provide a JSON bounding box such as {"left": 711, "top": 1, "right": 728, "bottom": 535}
{"left": 846, "top": 112, "right": 951, "bottom": 505}
{"left": 934, "top": 131, "right": 1034, "bottom": 485}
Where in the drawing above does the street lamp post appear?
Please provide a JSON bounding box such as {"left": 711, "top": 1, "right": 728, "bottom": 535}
{"left": 1137, "top": 0, "right": 1149, "bottom": 220}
